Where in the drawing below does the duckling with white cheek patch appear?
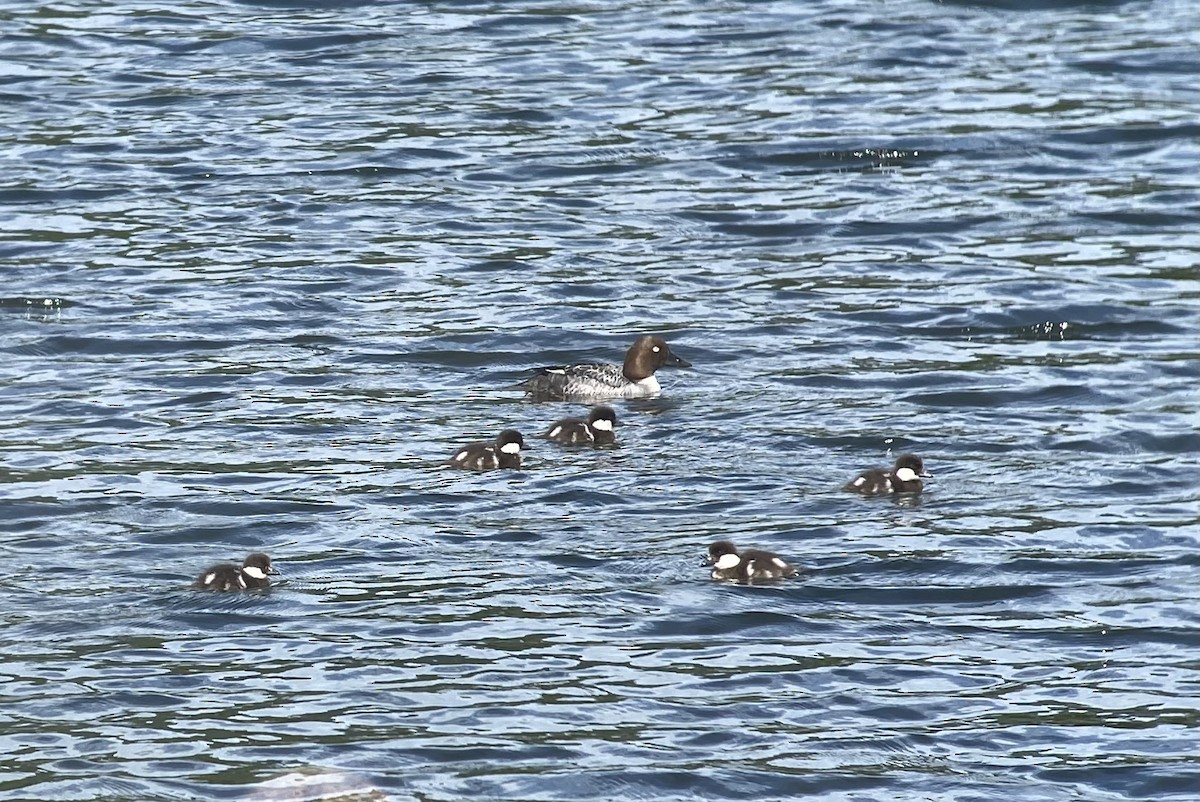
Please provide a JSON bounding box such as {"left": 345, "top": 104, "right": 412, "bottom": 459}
{"left": 842, "top": 453, "right": 931, "bottom": 495}
{"left": 543, "top": 405, "right": 618, "bottom": 446}
{"left": 706, "top": 540, "right": 797, "bottom": 584}
{"left": 194, "top": 552, "right": 278, "bottom": 592}
{"left": 448, "top": 428, "right": 525, "bottom": 471}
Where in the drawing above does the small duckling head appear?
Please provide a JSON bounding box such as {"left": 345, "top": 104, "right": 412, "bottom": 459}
{"left": 893, "top": 454, "right": 931, "bottom": 483}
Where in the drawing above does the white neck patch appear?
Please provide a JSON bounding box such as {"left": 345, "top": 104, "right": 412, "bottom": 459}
{"left": 243, "top": 566, "right": 267, "bottom": 580}
{"left": 590, "top": 419, "right": 613, "bottom": 432}
{"left": 894, "top": 467, "right": 918, "bottom": 482}
{"left": 714, "top": 553, "right": 741, "bottom": 570}
{"left": 634, "top": 375, "right": 661, "bottom": 394}
{"left": 500, "top": 441, "right": 521, "bottom": 455}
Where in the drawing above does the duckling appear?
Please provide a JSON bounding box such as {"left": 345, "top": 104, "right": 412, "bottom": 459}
{"left": 842, "top": 453, "right": 931, "bottom": 495}
{"left": 706, "top": 541, "right": 797, "bottom": 584}
{"left": 543, "top": 405, "right": 618, "bottom": 446}
{"left": 193, "top": 552, "right": 277, "bottom": 592}
{"left": 448, "top": 428, "right": 525, "bottom": 471}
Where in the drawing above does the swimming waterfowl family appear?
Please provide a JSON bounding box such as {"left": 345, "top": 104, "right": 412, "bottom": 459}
{"left": 178, "top": 339, "right": 944, "bottom": 598}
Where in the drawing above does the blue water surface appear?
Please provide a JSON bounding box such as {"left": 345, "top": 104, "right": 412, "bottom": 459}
{"left": 1, "top": 0, "right": 1197, "bottom": 800}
